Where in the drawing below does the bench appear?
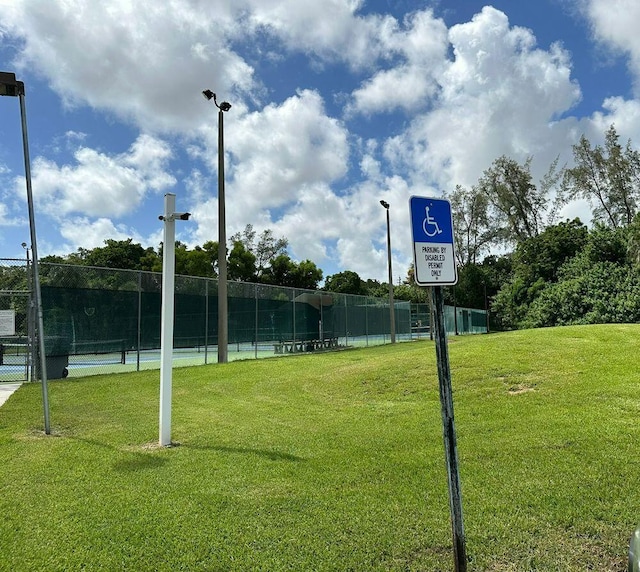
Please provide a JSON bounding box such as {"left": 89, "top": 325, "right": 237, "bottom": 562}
{"left": 274, "top": 338, "right": 338, "bottom": 354}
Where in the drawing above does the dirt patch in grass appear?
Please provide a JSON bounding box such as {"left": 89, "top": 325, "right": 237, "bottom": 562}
{"left": 507, "top": 383, "right": 537, "bottom": 395}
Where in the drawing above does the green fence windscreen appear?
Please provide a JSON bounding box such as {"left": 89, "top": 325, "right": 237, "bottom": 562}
{"left": 37, "top": 263, "right": 486, "bottom": 365}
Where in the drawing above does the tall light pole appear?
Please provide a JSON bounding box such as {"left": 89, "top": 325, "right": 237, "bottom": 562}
{"left": 1, "top": 72, "right": 50, "bottom": 433}
{"left": 203, "top": 89, "right": 231, "bottom": 363}
{"left": 380, "top": 200, "right": 396, "bottom": 343}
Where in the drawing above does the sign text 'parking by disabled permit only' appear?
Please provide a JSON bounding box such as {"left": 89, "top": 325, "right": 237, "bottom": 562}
{"left": 409, "top": 196, "right": 457, "bottom": 286}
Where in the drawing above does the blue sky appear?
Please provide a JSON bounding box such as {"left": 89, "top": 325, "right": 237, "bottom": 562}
{"left": 1, "top": 0, "right": 640, "bottom": 283}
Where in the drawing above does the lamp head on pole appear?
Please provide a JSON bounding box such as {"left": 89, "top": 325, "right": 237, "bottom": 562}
{"left": 0, "top": 71, "right": 24, "bottom": 97}
{"left": 380, "top": 200, "right": 390, "bottom": 209}
{"left": 203, "top": 89, "right": 231, "bottom": 112}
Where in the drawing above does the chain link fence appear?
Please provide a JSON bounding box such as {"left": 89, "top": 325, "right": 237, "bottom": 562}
{"left": 0, "top": 258, "right": 33, "bottom": 382}
{"left": 411, "top": 303, "right": 489, "bottom": 338}
{"left": 0, "top": 262, "right": 487, "bottom": 380}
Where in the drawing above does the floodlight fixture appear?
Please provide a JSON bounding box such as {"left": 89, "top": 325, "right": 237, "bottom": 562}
{"left": 203, "top": 88, "right": 231, "bottom": 112}
{"left": 0, "top": 71, "right": 24, "bottom": 97}
{"left": 380, "top": 199, "right": 389, "bottom": 209}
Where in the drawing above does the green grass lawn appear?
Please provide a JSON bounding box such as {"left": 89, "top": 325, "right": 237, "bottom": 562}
{"left": 1, "top": 324, "right": 639, "bottom": 571}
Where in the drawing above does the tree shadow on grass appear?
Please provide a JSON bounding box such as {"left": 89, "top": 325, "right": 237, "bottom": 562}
{"left": 181, "top": 443, "right": 305, "bottom": 462}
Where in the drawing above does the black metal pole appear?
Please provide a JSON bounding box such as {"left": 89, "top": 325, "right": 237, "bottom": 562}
{"left": 217, "top": 108, "right": 228, "bottom": 363}
{"left": 431, "top": 285, "right": 467, "bottom": 572}
{"left": 385, "top": 208, "right": 396, "bottom": 343}
{"left": 19, "top": 89, "right": 50, "bottom": 434}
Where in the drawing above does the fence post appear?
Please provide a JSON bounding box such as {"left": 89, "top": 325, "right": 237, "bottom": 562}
{"left": 204, "top": 279, "right": 209, "bottom": 365}
{"left": 344, "top": 295, "right": 348, "bottom": 347}
{"left": 292, "top": 288, "right": 297, "bottom": 348}
{"left": 254, "top": 283, "right": 258, "bottom": 359}
{"left": 365, "top": 297, "right": 369, "bottom": 347}
{"left": 136, "top": 271, "right": 142, "bottom": 371}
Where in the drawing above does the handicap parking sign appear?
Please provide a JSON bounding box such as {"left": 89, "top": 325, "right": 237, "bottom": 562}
{"left": 409, "top": 196, "right": 458, "bottom": 286}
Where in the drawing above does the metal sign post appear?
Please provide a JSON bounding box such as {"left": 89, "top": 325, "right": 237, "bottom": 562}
{"left": 431, "top": 285, "right": 467, "bottom": 572}
{"left": 410, "top": 196, "right": 467, "bottom": 572}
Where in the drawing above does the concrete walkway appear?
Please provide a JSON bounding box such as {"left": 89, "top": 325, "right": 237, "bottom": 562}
{"left": 0, "top": 383, "right": 22, "bottom": 408}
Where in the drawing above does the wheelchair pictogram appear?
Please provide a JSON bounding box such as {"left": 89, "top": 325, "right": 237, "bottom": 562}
{"left": 422, "top": 206, "right": 443, "bottom": 237}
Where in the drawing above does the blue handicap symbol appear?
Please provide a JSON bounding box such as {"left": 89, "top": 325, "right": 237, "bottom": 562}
{"left": 422, "top": 206, "right": 442, "bottom": 237}
{"left": 410, "top": 197, "right": 453, "bottom": 243}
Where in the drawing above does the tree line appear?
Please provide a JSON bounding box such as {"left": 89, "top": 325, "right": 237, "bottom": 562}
{"left": 40, "top": 125, "right": 640, "bottom": 330}
{"left": 324, "top": 124, "right": 640, "bottom": 330}
{"left": 440, "top": 124, "right": 640, "bottom": 329}
{"left": 41, "top": 226, "right": 324, "bottom": 291}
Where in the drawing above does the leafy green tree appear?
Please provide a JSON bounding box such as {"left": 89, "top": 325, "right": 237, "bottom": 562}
{"left": 627, "top": 213, "right": 640, "bottom": 265}
{"left": 492, "top": 220, "right": 588, "bottom": 329}
{"left": 479, "top": 255, "right": 513, "bottom": 297}
{"left": 140, "top": 247, "right": 162, "bottom": 272}
{"left": 230, "top": 224, "right": 257, "bottom": 252}
{"left": 173, "top": 242, "right": 190, "bottom": 276}
{"left": 261, "top": 253, "right": 295, "bottom": 286}
{"left": 184, "top": 245, "right": 216, "bottom": 277}
{"left": 261, "top": 254, "right": 322, "bottom": 289}
{"left": 445, "top": 185, "right": 496, "bottom": 265}
{"left": 446, "top": 264, "right": 487, "bottom": 310}
{"left": 324, "top": 270, "right": 367, "bottom": 295}
{"left": 394, "top": 283, "right": 427, "bottom": 303}
{"left": 84, "top": 239, "right": 150, "bottom": 270}
{"left": 230, "top": 224, "right": 288, "bottom": 278}
{"left": 40, "top": 254, "right": 70, "bottom": 264}
{"left": 478, "top": 156, "right": 549, "bottom": 244}
{"left": 201, "top": 240, "right": 219, "bottom": 277}
{"left": 158, "top": 242, "right": 214, "bottom": 277}
{"left": 228, "top": 241, "right": 257, "bottom": 282}
{"left": 523, "top": 224, "right": 640, "bottom": 327}
{"left": 291, "top": 260, "right": 323, "bottom": 290}
{"left": 393, "top": 264, "right": 428, "bottom": 303}
{"left": 363, "top": 278, "right": 388, "bottom": 299}
{"left": 511, "top": 218, "right": 588, "bottom": 285}
{"left": 563, "top": 125, "right": 640, "bottom": 228}
{"left": 255, "top": 229, "right": 288, "bottom": 277}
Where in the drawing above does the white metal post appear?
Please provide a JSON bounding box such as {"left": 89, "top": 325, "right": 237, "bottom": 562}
{"left": 159, "top": 193, "right": 176, "bottom": 446}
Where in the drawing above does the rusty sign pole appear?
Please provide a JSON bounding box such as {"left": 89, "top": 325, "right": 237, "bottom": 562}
{"left": 432, "top": 285, "right": 467, "bottom": 572}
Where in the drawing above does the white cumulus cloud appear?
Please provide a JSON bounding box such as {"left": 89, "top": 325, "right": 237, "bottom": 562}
{"left": 25, "top": 134, "right": 175, "bottom": 218}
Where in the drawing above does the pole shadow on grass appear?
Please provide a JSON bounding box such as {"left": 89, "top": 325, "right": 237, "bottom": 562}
{"left": 70, "top": 436, "right": 170, "bottom": 472}
{"left": 181, "top": 443, "right": 305, "bottom": 462}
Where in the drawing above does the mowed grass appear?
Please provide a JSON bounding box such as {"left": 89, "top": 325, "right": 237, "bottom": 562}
{"left": 1, "top": 325, "right": 639, "bottom": 571}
